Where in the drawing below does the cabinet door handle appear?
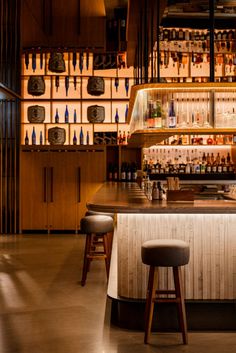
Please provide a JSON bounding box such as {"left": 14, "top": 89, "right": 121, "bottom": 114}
{"left": 77, "top": 167, "right": 81, "bottom": 203}
{"left": 50, "top": 167, "right": 54, "bottom": 203}
{"left": 43, "top": 167, "right": 47, "bottom": 203}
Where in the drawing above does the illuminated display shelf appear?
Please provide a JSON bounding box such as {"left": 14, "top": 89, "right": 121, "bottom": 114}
{"left": 21, "top": 52, "right": 134, "bottom": 146}
{"left": 127, "top": 82, "right": 236, "bottom": 147}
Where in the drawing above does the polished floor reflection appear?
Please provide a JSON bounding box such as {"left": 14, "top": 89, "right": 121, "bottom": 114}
{"left": 0, "top": 234, "right": 235, "bottom": 353}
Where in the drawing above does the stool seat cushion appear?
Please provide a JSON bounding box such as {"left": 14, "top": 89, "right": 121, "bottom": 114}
{"left": 141, "top": 239, "right": 190, "bottom": 267}
{"left": 85, "top": 210, "right": 114, "bottom": 219}
{"left": 81, "top": 215, "right": 114, "bottom": 234}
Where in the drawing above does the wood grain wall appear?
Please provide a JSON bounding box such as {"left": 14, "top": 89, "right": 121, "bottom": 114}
{"left": 117, "top": 213, "right": 236, "bottom": 300}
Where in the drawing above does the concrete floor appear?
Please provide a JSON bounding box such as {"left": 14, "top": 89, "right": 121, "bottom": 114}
{"left": 0, "top": 234, "right": 236, "bottom": 353}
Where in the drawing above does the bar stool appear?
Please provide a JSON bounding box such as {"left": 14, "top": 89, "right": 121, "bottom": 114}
{"left": 80, "top": 215, "right": 114, "bottom": 286}
{"left": 141, "top": 239, "right": 190, "bottom": 345}
{"left": 85, "top": 210, "right": 114, "bottom": 260}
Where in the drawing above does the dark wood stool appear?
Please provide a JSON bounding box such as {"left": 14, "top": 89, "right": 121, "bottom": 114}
{"left": 80, "top": 215, "right": 114, "bottom": 286}
{"left": 141, "top": 239, "right": 190, "bottom": 345}
{"left": 85, "top": 210, "right": 114, "bottom": 260}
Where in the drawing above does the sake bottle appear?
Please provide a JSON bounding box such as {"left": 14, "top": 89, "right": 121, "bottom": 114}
{"left": 73, "top": 109, "right": 77, "bottom": 123}
{"left": 125, "top": 78, "right": 129, "bottom": 96}
{"left": 39, "top": 131, "right": 43, "bottom": 145}
{"left": 25, "top": 130, "right": 29, "bottom": 145}
{"left": 86, "top": 131, "right": 89, "bottom": 145}
{"left": 32, "top": 127, "right": 36, "bottom": 145}
{"left": 115, "top": 108, "right": 119, "bottom": 123}
{"left": 80, "top": 126, "right": 84, "bottom": 145}
{"left": 73, "top": 130, "right": 77, "bottom": 145}
{"left": 55, "top": 108, "right": 59, "bottom": 123}
{"left": 115, "top": 78, "right": 119, "bottom": 92}
{"left": 65, "top": 105, "right": 69, "bottom": 123}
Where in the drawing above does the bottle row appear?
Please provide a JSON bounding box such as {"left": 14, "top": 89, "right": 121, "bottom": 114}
{"left": 160, "top": 28, "right": 236, "bottom": 43}
{"left": 22, "top": 52, "right": 131, "bottom": 76}
{"left": 163, "top": 134, "right": 235, "bottom": 146}
{"left": 144, "top": 93, "right": 236, "bottom": 129}
{"left": 108, "top": 162, "right": 138, "bottom": 182}
{"left": 143, "top": 150, "right": 234, "bottom": 175}
{"left": 23, "top": 127, "right": 130, "bottom": 146}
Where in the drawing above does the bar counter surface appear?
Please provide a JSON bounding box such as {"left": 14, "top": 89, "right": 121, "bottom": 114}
{"left": 87, "top": 181, "right": 236, "bottom": 214}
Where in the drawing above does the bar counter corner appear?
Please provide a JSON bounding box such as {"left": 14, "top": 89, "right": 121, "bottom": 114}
{"left": 87, "top": 182, "right": 236, "bottom": 330}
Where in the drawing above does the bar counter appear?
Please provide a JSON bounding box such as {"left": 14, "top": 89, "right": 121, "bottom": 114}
{"left": 87, "top": 181, "right": 236, "bottom": 214}
{"left": 87, "top": 182, "right": 236, "bottom": 329}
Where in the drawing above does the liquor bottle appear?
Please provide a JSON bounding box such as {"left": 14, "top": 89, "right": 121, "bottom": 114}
{"left": 73, "top": 76, "right": 77, "bottom": 90}
{"left": 115, "top": 108, "right": 119, "bottom": 123}
{"left": 127, "top": 131, "right": 131, "bottom": 141}
{"left": 32, "top": 127, "right": 36, "bottom": 145}
{"left": 86, "top": 52, "right": 89, "bottom": 70}
{"left": 113, "top": 165, "right": 118, "bottom": 181}
{"left": 125, "top": 78, "right": 129, "bottom": 96}
{"left": 73, "top": 130, "right": 77, "bottom": 145}
{"left": 65, "top": 105, "right": 69, "bottom": 123}
{"left": 227, "top": 152, "right": 231, "bottom": 164}
{"left": 207, "top": 135, "right": 213, "bottom": 145}
{"left": 25, "top": 52, "right": 29, "bottom": 70}
{"left": 123, "top": 131, "right": 126, "bottom": 144}
{"left": 79, "top": 126, "right": 84, "bottom": 145}
{"left": 152, "top": 182, "right": 159, "bottom": 200}
{"left": 118, "top": 130, "right": 122, "bottom": 144}
{"left": 131, "top": 163, "right": 137, "bottom": 181}
{"left": 55, "top": 76, "right": 60, "bottom": 92}
{"left": 168, "top": 98, "right": 176, "bottom": 128}
{"left": 86, "top": 131, "right": 89, "bottom": 145}
{"left": 121, "top": 162, "right": 127, "bottom": 181}
{"left": 39, "top": 131, "right": 43, "bottom": 145}
{"left": 157, "top": 181, "right": 164, "bottom": 200}
{"left": 178, "top": 28, "right": 184, "bottom": 40}
{"left": 25, "top": 130, "right": 29, "bottom": 145}
{"left": 65, "top": 76, "right": 69, "bottom": 96}
{"left": 125, "top": 104, "right": 128, "bottom": 122}
{"left": 79, "top": 52, "right": 83, "bottom": 74}
{"left": 114, "top": 78, "right": 119, "bottom": 92}
{"left": 40, "top": 51, "right": 43, "bottom": 70}
{"left": 108, "top": 163, "right": 113, "bottom": 181}
{"left": 72, "top": 52, "right": 77, "bottom": 71}
{"left": 156, "top": 100, "right": 162, "bottom": 128}
{"left": 55, "top": 108, "right": 59, "bottom": 123}
{"left": 126, "top": 163, "right": 131, "bottom": 181}
{"left": 32, "top": 52, "right": 36, "bottom": 72}
{"left": 73, "top": 109, "right": 77, "bottom": 123}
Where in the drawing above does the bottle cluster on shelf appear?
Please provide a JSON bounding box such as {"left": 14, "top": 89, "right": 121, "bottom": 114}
{"left": 143, "top": 146, "right": 234, "bottom": 175}
{"left": 164, "top": 134, "right": 234, "bottom": 146}
{"left": 144, "top": 94, "right": 211, "bottom": 129}
{"left": 142, "top": 91, "right": 236, "bottom": 129}
{"left": 156, "top": 27, "right": 236, "bottom": 82}
{"left": 108, "top": 162, "right": 138, "bottom": 182}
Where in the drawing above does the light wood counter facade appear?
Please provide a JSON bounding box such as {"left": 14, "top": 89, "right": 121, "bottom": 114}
{"left": 88, "top": 182, "right": 236, "bottom": 300}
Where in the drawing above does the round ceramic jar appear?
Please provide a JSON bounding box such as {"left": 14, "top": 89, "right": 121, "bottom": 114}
{"left": 27, "top": 105, "right": 45, "bottom": 123}
{"left": 87, "top": 105, "right": 105, "bottom": 123}
{"left": 48, "top": 127, "right": 66, "bottom": 145}
{"left": 27, "top": 76, "right": 45, "bottom": 96}
{"left": 87, "top": 77, "right": 104, "bottom": 96}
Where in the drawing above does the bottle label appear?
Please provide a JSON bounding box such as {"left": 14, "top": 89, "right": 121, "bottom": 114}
{"left": 127, "top": 172, "right": 131, "bottom": 181}
{"left": 168, "top": 116, "right": 176, "bottom": 128}
{"left": 121, "top": 172, "right": 126, "bottom": 180}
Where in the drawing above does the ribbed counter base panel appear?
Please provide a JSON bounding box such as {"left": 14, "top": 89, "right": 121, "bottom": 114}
{"left": 111, "top": 299, "right": 236, "bottom": 331}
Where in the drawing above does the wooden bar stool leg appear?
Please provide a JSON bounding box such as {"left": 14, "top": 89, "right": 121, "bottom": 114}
{"left": 144, "top": 266, "right": 157, "bottom": 344}
{"left": 173, "top": 266, "right": 188, "bottom": 345}
{"left": 81, "top": 233, "right": 92, "bottom": 286}
{"left": 103, "top": 233, "right": 110, "bottom": 279}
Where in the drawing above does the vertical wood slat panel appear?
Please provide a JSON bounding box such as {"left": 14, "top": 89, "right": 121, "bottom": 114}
{"left": 117, "top": 213, "right": 236, "bottom": 300}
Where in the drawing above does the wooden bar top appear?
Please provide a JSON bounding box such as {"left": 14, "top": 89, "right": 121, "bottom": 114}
{"left": 87, "top": 182, "right": 236, "bottom": 214}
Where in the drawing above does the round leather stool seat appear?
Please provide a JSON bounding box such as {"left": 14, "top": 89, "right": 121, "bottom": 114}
{"left": 141, "top": 239, "right": 189, "bottom": 267}
{"left": 80, "top": 215, "right": 114, "bottom": 234}
{"left": 85, "top": 210, "right": 114, "bottom": 219}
